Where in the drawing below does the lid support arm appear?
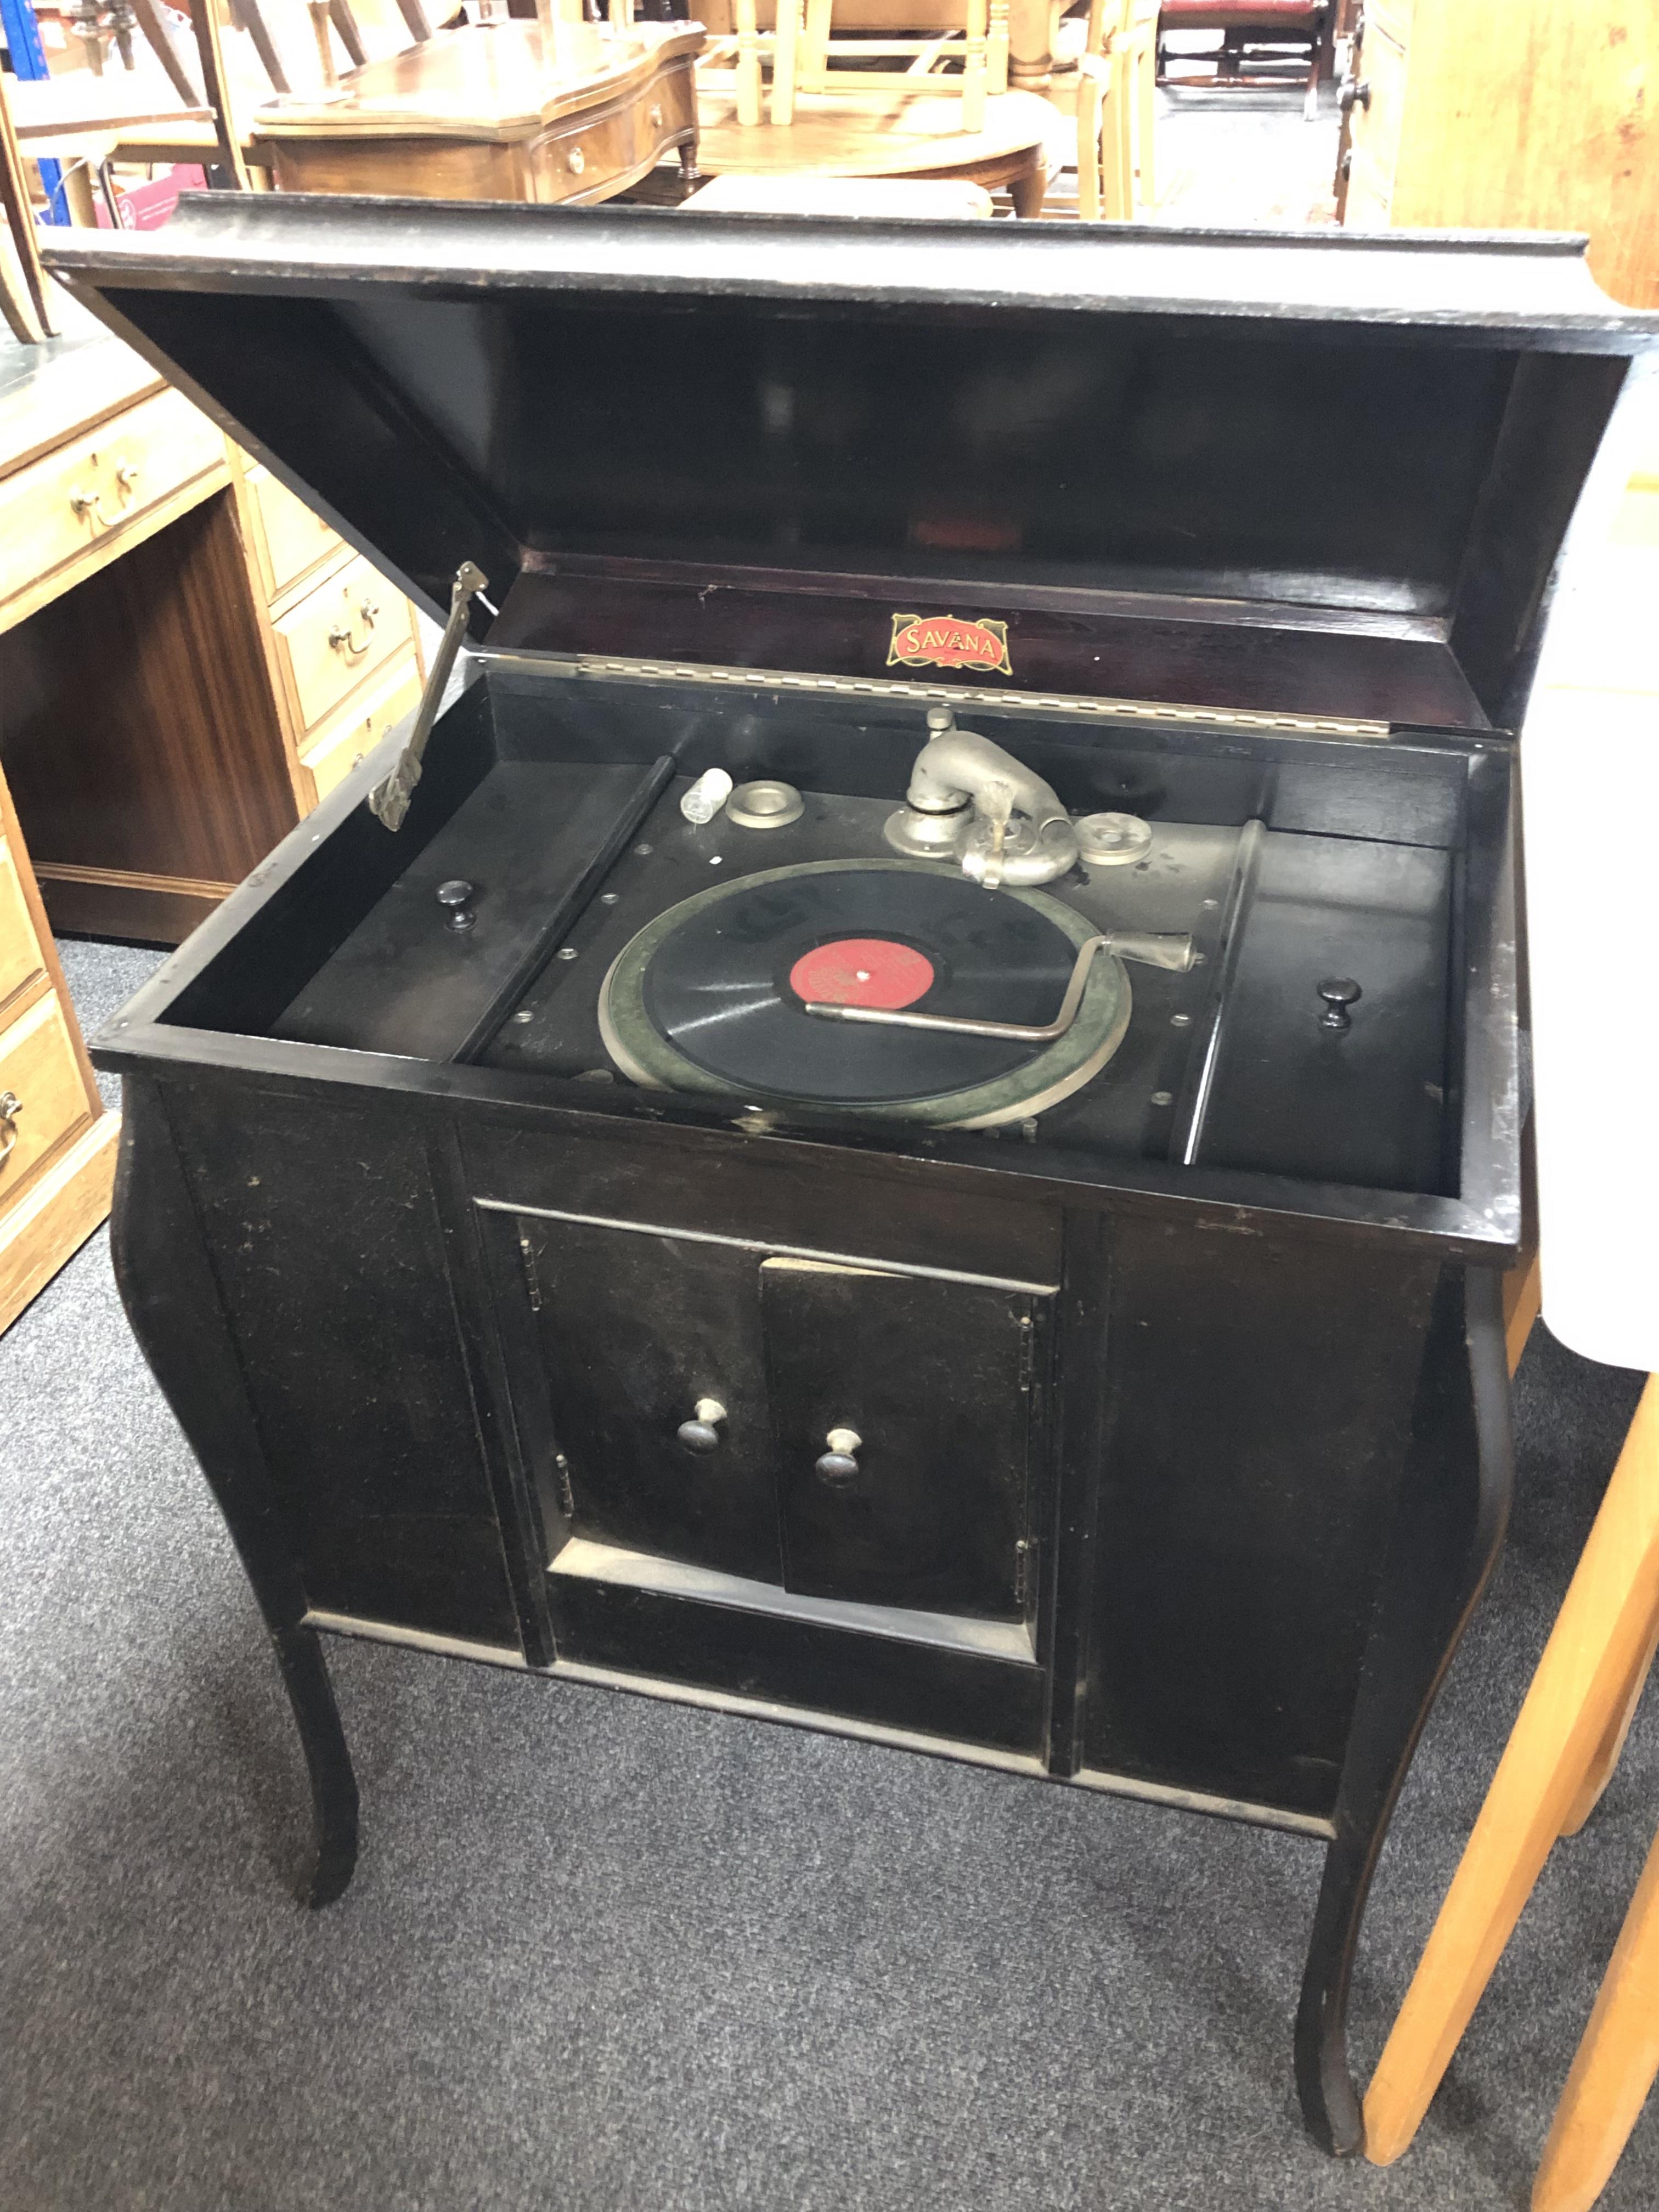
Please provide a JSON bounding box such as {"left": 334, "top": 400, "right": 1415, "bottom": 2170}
{"left": 369, "top": 561, "right": 489, "bottom": 832}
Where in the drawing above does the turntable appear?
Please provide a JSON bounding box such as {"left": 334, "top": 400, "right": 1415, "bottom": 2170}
{"left": 46, "top": 196, "right": 1658, "bottom": 2158}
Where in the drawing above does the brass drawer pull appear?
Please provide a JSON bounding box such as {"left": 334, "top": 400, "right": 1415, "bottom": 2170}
{"left": 648, "top": 104, "right": 663, "bottom": 129}
{"left": 69, "top": 465, "right": 139, "bottom": 528}
{"left": 0, "top": 1088, "right": 20, "bottom": 1164}
{"left": 329, "top": 599, "right": 380, "bottom": 658}
{"left": 567, "top": 145, "right": 586, "bottom": 176}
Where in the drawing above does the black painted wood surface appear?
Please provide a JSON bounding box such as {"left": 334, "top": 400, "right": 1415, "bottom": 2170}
{"left": 43, "top": 202, "right": 1650, "bottom": 2160}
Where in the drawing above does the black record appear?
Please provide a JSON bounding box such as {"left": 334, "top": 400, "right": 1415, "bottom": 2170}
{"left": 638, "top": 866, "right": 1076, "bottom": 1104}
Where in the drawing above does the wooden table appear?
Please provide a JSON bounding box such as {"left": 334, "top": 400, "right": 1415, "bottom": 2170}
{"left": 4, "top": 70, "right": 215, "bottom": 225}
{"left": 692, "top": 86, "right": 1056, "bottom": 212}
{"left": 255, "top": 19, "right": 703, "bottom": 204}
{"left": 5, "top": 73, "right": 212, "bottom": 144}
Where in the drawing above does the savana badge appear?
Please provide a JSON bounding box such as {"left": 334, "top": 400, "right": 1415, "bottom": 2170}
{"left": 887, "top": 613, "right": 1013, "bottom": 678}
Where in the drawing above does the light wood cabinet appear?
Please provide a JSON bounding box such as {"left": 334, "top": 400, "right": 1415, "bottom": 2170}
{"left": 0, "top": 346, "right": 424, "bottom": 944}
{"left": 1340, "top": 0, "right": 1659, "bottom": 309}
{"left": 0, "top": 326, "right": 425, "bottom": 1330}
{"left": 0, "top": 764, "right": 116, "bottom": 1337}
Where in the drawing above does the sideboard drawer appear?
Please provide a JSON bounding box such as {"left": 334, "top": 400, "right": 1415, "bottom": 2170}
{"left": 301, "top": 653, "right": 423, "bottom": 803}
{"left": 0, "top": 386, "right": 225, "bottom": 619}
{"left": 0, "top": 992, "right": 90, "bottom": 1207}
{"left": 275, "top": 552, "right": 407, "bottom": 733}
{"left": 247, "top": 464, "right": 345, "bottom": 602}
{"left": 535, "top": 63, "right": 693, "bottom": 202}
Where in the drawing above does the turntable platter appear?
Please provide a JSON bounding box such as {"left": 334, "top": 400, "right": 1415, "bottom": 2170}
{"left": 599, "top": 860, "right": 1133, "bottom": 1128}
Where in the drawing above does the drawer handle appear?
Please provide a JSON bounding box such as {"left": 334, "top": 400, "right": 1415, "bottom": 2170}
{"left": 1340, "top": 76, "right": 1371, "bottom": 114}
{"left": 568, "top": 145, "right": 586, "bottom": 175}
{"left": 329, "top": 599, "right": 380, "bottom": 658}
{"left": 677, "top": 1397, "right": 727, "bottom": 1454}
{"left": 69, "top": 464, "right": 139, "bottom": 528}
{"left": 0, "top": 1088, "right": 20, "bottom": 1165}
{"left": 815, "top": 1426, "right": 862, "bottom": 1485}
{"left": 648, "top": 104, "right": 663, "bottom": 128}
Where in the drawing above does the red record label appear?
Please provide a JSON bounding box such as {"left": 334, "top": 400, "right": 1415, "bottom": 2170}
{"left": 789, "top": 938, "right": 935, "bottom": 1011}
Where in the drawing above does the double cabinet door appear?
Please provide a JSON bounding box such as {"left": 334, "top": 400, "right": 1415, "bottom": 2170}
{"left": 511, "top": 1212, "right": 1049, "bottom": 1627}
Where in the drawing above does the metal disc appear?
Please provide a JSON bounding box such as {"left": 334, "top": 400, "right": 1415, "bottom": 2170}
{"left": 1075, "top": 811, "right": 1153, "bottom": 866}
{"left": 727, "top": 778, "right": 805, "bottom": 828}
{"left": 599, "top": 860, "right": 1132, "bottom": 1128}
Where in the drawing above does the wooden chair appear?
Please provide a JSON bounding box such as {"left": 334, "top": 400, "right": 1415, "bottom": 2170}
{"left": 1364, "top": 1379, "right": 1659, "bottom": 2209}
{"left": 1156, "top": 1, "right": 1331, "bottom": 120}
{"left": 732, "top": 0, "right": 1006, "bottom": 131}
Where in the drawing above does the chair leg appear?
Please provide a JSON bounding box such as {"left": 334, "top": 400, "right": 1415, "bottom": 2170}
{"left": 1364, "top": 1375, "right": 1659, "bottom": 2166}
{"left": 734, "top": 0, "right": 762, "bottom": 125}
{"left": 188, "top": 0, "right": 252, "bottom": 188}
{"left": 771, "top": 0, "right": 802, "bottom": 123}
{"left": 0, "top": 67, "right": 53, "bottom": 338}
{"left": 1136, "top": 31, "right": 1155, "bottom": 206}
{"left": 1531, "top": 1820, "right": 1659, "bottom": 2212}
{"left": 797, "top": 0, "right": 830, "bottom": 98}
{"left": 129, "top": 0, "right": 202, "bottom": 103}
{"left": 1559, "top": 1620, "right": 1658, "bottom": 1838}
{"left": 961, "top": 0, "right": 988, "bottom": 135}
{"left": 988, "top": 0, "right": 1008, "bottom": 94}
{"left": 1075, "top": 65, "right": 1102, "bottom": 219}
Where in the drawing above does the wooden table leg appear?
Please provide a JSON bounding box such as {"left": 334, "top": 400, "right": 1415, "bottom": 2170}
{"left": 1364, "top": 1375, "right": 1659, "bottom": 2165}
{"left": 0, "top": 66, "right": 52, "bottom": 340}
{"left": 1532, "top": 1819, "right": 1659, "bottom": 2212}
{"left": 1005, "top": 0, "right": 1051, "bottom": 89}
{"left": 1008, "top": 152, "right": 1045, "bottom": 215}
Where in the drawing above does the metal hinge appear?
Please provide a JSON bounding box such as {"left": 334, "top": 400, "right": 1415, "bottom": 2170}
{"left": 1018, "top": 1310, "right": 1036, "bottom": 1390}
{"left": 518, "top": 1232, "right": 541, "bottom": 1311}
{"left": 553, "top": 1448, "right": 575, "bottom": 1520}
{"left": 1014, "top": 1537, "right": 1037, "bottom": 1606}
{"left": 481, "top": 648, "right": 1388, "bottom": 744}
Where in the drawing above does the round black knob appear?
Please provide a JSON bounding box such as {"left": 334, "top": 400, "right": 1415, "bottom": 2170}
{"left": 815, "top": 1427, "right": 862, "bottom": 1485}
{"left": 1318, "top": 977, "right": 1362, "bottom": 1032}
{"left": 437, "top": 878, "right": 477, "bottom": 933}
{"left": 1340, "top": 77, "right": 1371, "bottom": 114}
{"left": 676, "top": 1397, "right": 726, "bottom": 1454}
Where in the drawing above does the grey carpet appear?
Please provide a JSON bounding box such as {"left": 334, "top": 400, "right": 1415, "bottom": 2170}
{"left": 2, "top": 943, "right": 1654, "bottom": 2212}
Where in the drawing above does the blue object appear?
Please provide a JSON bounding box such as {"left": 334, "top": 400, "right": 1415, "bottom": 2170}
{"left": 1, "top": 0, "right": 69, "bottom": 225}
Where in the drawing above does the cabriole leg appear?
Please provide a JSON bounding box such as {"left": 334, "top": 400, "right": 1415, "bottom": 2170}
{"left": 1294, "top": 1266, "right": 1514, "bottom": 2153}
{"left": 110, "top": 1077, "right": 360, "bottom": 1907}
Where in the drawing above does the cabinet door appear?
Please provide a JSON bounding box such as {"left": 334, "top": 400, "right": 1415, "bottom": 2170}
{"left": 761, "top": 1258, "right": 1042, "bottom": 1620}
{"left": 521, "top": 1217, "right": 782, "bottom": 1585}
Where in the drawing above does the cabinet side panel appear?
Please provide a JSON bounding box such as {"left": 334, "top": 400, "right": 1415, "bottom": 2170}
{"left": 167, "top": 1084, "right": 521, "bottom": 1649}
{"left": 1082, "top": 1220, "right": 1439, "bottom": 1818}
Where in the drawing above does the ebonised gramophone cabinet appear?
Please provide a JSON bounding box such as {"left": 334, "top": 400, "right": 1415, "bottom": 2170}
{"left": 46, "top": 200, "right": 1659, "bottom": 2155}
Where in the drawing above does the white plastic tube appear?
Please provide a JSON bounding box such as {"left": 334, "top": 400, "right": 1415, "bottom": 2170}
{"left": 680, "top": 769, "right": 733, "bottom": 825}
